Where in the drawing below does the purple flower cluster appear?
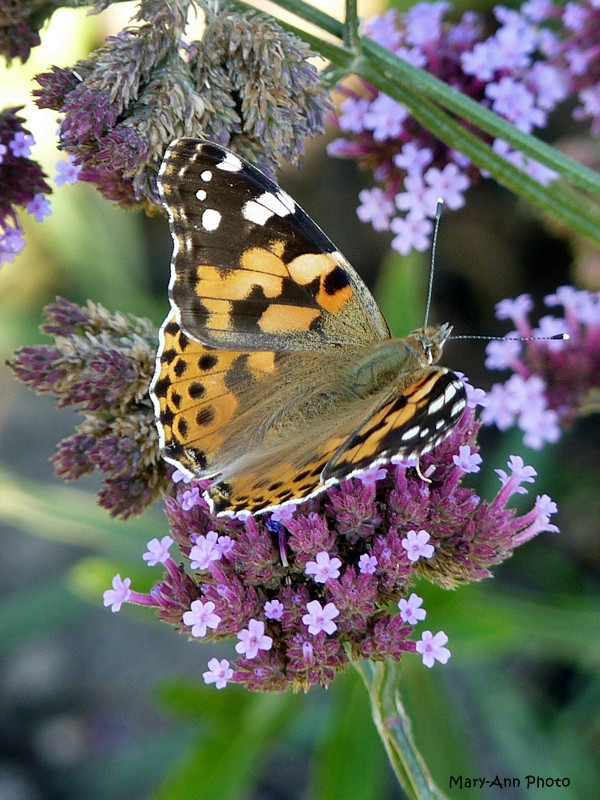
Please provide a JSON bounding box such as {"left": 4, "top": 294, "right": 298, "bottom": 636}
{"left": 103, "top": 399, "right": 559, "bottom": 692}
{"left": 481, "top": 286, "right": 600, "bottom": 447}
{"left": 32, "top": 2, "right": 329, "bottom": 207}
{"left": 0, "top": 107, "right": 52, "bottom": 265}
{"left": 520, "top": 0, "right": 600, "bottom": 135}
{"left": 8, "top": 297, "right": 170, "bottom": 517}
{"left": 328, "top": 2, "right": 581, "bottom": 256}
{"left": 0, "top": 2, "right": 46, "bottom": 64}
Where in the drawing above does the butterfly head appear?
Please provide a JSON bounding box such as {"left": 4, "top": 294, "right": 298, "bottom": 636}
{"left": 408, "top": 322, "right": 453, "bottom": 366}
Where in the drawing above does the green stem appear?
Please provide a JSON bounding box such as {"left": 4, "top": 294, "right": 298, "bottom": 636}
{"left": 354, "top": 659, "right": 450, "bottom": 800}
{"left": 343, "top": 0, "right": 360, "bottom": 50}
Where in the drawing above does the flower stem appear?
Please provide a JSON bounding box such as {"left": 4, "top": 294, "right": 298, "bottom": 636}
{"left": 353, "top": 659, "right": 450, "bottom": 800}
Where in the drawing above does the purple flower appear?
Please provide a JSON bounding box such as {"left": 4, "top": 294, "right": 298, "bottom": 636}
{"left": 338, "top": 96, "right": 370, "bottom": 133}
{"left": 401, "top": 529, "right": 435, "bottom": 562}
{"left": 54, "top": 156, "right": 82, "bottom": 186}
{"left": 103, "top": 575, "right": 132, "bottom": 612}
{"left": 0, "top": 226, "right": 26, "bottom": 264}
{"left": 9, "top": 131, "right": 35, "bottom": 157}
{"left": 354, "top": 465, "right": 388, "bottom": 486}
{"left": 189, "top": 531, "right": 222, "bottom": 571}
{"left": 235, "top": 619, "right": 273, "bottom": 659}
{"left": 390, "top": 213, "right": 433, "bottom": 255}
{"left": 172, "top": 468, "right": 192, "bottom": 484}
{"left": 203, "top": 658, "right": 234, "bottom": 689}
{"left": 424, "top": 163, "right": 470, "bottom": 209}
{"left": 305, "top": 551, "right": 342, "bottom": 583}
{"left": 270, "top": 503, "right": 297, "bottom": 523}
{"left": 218, "top": 535, "right": 235, "bottom": 558}
{"left": 358, "top": 554, "right": 378, "bottom": 575}
{"left": 142, "top": 536, "right": 174, "bottom": 566}
{"left": 302, "top": 601, "right": 340, "bottom": 635}
{"left": 453, "top": 445, "right": 482, "bottom": 473}
{"left": 356, "top": 188, "right": 394, "bottom": 231}
{"left": 264, "top": 599, "right": 285, "bottom": 620}
{"left": 26, "top": 193, "right": 52, "bottom": 221}
{"left": 363, "top": 94, "right": 409, "bottom": 141}
{"left": 416, "top": 630, "right": 451, "bottom": 667}
{"left": 398, "top": 593, "right": 427, "bottom": 625}
{"left": 180, "top": 487, "right": 202, "bottom": 511}
{"left": 183, "top": 600, "right": 221, "bottom": 638}
{"left": 0, "top": 107, "right": 51, "bottom": 259}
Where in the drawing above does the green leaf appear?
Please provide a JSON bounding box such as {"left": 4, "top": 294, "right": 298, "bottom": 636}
{"left": 307, "top": 669, "right": 392, "bottom": 800}
{"left": 152, "top": 682, "right": 301, "bottom": 800}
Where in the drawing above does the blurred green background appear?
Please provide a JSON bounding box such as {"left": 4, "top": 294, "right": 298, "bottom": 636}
{"left": 1, "top": 3, "right": 599, "bottom": 799}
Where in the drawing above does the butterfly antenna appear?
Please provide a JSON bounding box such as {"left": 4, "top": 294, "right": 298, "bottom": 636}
{"left": 428, "top": 200, "right": 569, "bottom": 344}
{"left": 423, "top": 198, "right": 444, "bottom": 329}
{"left": 451, "top": 332, "right": 569, "bottom": 342}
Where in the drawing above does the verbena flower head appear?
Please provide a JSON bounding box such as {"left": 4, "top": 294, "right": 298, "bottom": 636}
{"left": 107, "top": 421, "right": 558, "bottom": 690}
{"left": 0, "top": 0, "right": 49, "bottom": 64}
{"left": 328, "top": 3, "right": 567, "bottom": 256}
{"left": 482, "top": 286, "right": 600, "bottom": 447}
{"left": 8, "top": 298, "right": 170, "bottom": 517}
{"left": 11, "top": 299, "right": 560, "bottom": 690}
{"left": 519, "top": 0, "right": 600, "bottom": 135}
{"left": 32, "top": 0, "right": 330, "bottom": 208}
{"left": 0, "top": 107, "right": 52, "bottom": 265}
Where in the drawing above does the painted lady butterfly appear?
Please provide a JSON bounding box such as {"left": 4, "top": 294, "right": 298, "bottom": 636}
{"left": 150, "top": 139, "right": 467, "bottom": 516}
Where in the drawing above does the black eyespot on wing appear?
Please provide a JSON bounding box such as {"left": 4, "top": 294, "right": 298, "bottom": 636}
{"left": 198, "top": 354, "right": 218, "bottom": 371}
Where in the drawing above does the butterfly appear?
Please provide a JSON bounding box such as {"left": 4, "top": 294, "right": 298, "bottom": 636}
{"left": 150, "top": 138, "right": 467, "bottom": 516}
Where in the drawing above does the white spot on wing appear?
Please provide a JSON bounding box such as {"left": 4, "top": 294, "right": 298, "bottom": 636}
{"left": 196, "top": 189, "right": 207, "bottom": 201}
{"left": 401, "top": 426, "right": 420, "bottom": 441}
{"left": 217, "top": 152, "right": 243, "bottom": 172}
{"left": 202, "top": 208, "right": 221, "bottom": 231}
{"left": 451, "top": 398, "right": 466, "bottom": 417}
{"left": 266, "top": 190, "right": 296, "bottom": 216}
{"left": 444, "top": 382, "right": 458, "bottom": 401}
{"left": 200, "top": 170, "right": 212, "bottom": 182}
{"left": 243, "top": 199, "right": 272, "bottom": 226}
{"left": 428, "top": 394, "right": 444, "bottom": 414}
{"left": 243, "top": 191, "right": 296, "bottom": 226}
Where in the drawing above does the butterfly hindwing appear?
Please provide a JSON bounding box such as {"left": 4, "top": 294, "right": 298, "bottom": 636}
{"left": 323, "top": 369, "right": 467, "bottom": 482}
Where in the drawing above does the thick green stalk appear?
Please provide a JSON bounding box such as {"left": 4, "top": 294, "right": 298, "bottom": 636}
{"left": 354, "top": 660, "right": 450, "bottom": 800}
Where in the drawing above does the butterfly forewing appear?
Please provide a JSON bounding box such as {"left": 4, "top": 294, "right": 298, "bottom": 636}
{"left": 158, "top": 139, "right": 389, "bottom": 351}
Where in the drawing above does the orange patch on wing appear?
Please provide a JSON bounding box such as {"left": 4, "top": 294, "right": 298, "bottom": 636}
{"left": 197, "top": 264, "right": 283, "bottom": 300}
{"left": 202, "top": 297, "right": 234, "bottom": 330}
{"left": 241, "top": 247, "right": 288, "bottom": 278}
{"left": 317, "top": 279, "right": 353, "bottom": 313}
{"left": 258, "top": 303, "right": 320, "bottom": 333}
{"left": 287, "top": 253, "right": 334, "bottom": 285}
{"left": 247, "top": 350, "right": 276, "bottom": 374}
